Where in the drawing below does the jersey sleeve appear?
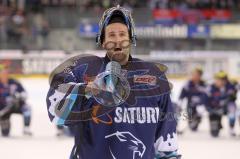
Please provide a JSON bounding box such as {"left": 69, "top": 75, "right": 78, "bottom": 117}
{"left": 154, "top": 93, "right": 181, "bottom": 159}
{"left": 46, "top": 69, "right": 88, "bottom": 126}
{"left": 12, "top": 79, "right": 27, "bottom": 99}
{"left": 16, "top": 81, "right": 25, "bottom": 92}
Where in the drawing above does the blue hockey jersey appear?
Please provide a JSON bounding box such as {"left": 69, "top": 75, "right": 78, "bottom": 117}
{"left": 206, "top": 84, "right": 229, "bottom": 114}
{"left": 46, "top": 55, "right": 180, "bottom": 159}
{"left": 0, "top": 78, "right": 25, "bottom": 110}
{"left": 179, "top": 80, "right": 207, "bottom": 108}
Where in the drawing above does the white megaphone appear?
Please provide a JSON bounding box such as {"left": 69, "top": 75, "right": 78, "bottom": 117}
{"left": 92, "top": 61, "right": 130, "bottom": 107}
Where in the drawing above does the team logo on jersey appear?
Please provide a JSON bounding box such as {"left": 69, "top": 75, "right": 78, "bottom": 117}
{"left": 91, "top": 105, "right": 113, "bottom": 125}
{"left": 133, "top": 75, "right": 156, "bottom": 85}
{"left": 105, "top": 131, "right": 146, "bottom": 159}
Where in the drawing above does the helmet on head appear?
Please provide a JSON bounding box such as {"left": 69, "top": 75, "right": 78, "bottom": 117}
{"left": 214, "top": 71, "right": 228, "bottom": 80}
{"left": 96, "top": 5, "right": 137, "bottom": 46}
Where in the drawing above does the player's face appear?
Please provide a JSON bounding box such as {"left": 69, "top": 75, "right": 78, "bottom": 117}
{"left": 0, "top": 68, "right": 9, "bottom": 83}
{"left": 103, "top": 23, "right": 130, "bottom": 65}
{"left": 191, "top": 71, "right": 201, "bottom": 82}
{"left": 215, "top": 78, "right": 225, "bottom": 88}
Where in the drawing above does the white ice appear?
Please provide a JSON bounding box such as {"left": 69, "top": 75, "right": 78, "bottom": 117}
{"left": 0, "top": 78, "right": 239, "bottom": 159}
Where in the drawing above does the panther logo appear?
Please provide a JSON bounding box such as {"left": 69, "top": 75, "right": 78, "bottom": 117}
{"left": 105, "top": 131, "right": 146, "bottom": 159}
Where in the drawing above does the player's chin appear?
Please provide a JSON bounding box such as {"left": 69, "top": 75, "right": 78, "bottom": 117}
{"left": 113, "top": 55, "right": 126, "bottom": 62}
{"left": 111, "top": 52, "right": 126, "bottom": 60}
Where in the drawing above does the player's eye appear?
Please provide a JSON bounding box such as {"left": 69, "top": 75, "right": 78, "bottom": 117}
{"left": 120, "top": 32, "right": 127, "bottom": 37}
{"left": 108, "top": 33, "right": 115, "bottom": 38}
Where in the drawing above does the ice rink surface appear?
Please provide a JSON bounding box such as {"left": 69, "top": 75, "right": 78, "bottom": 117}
{"left": 0, "top": 78, "right": 240, "bottom": 159}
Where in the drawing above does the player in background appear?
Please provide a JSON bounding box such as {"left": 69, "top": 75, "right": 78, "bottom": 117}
{"left": 225, "top": 78, "right": 238, "bottom": 136}
{"left": 235, "top": 80, "right": 240, "bottom": 136}
{"left": 206, "top": 71, "right": 229, "bottom": 137}
{"left": 171, "top": 100, "right": 184, "bottom": 135}
{"left": 0, "top": 64, "right": 32, "bottom": 136}
{"left": 178, "top": 68, "right": 207, "bottom": 132}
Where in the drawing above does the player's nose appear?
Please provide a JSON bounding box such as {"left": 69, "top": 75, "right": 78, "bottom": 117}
{"left": 114, "top": 36, "right": 123, "bottom": 48}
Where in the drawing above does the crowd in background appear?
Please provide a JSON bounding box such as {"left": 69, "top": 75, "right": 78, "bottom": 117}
{"left": 1, "top": 1, "right": 239, "bottom": 16}
{"left": 1, "top": 0, "right": 239, "bottom": 11}
{"left": 0, "top": 0, "right": 240, "bottom": 50}
{"left": 0, "top": 0, "right": 144, "bottom": 11}
{"left": 151, "top": 0, "right": 240, "bottom": 9}
{"left": 0, "top": 2, "right": 49, "bottom": 50}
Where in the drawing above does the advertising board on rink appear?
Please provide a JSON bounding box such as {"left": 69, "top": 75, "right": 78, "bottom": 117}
{"left": 211, "top": 24, "right": 240, "bottom": 39}
{"left": 0, "top": 50, "right": 240, "bottom": 79}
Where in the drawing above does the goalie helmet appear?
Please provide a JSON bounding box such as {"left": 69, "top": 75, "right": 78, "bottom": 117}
{"left": 96, "top": 5, "right": 137, "bottom": 46}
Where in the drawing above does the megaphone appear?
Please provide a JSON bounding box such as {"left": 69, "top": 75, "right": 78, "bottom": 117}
{"left": 91, "top": 61, "right": 130, "bottom": 107}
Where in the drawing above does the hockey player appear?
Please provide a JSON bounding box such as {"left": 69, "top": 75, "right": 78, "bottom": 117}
{"left": 46, "top": 6, "right": 180, "bottom": 159}
{"left": 171, "top": 100, "right": 184, "bottom": 135}
{"left": 179, "top": 68, "right": 207, "bottom": 132}
{"left": 206, "top": 71, "right": 228, "bottom": 137}
{"left": 0, "top": 64, "right": 32, "bottom": 136}
{"left": 225, "top": 78, "right": 238, "bottom": 136}
{"left": 235, "top": 81, "right": 240, "bottom": 135}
